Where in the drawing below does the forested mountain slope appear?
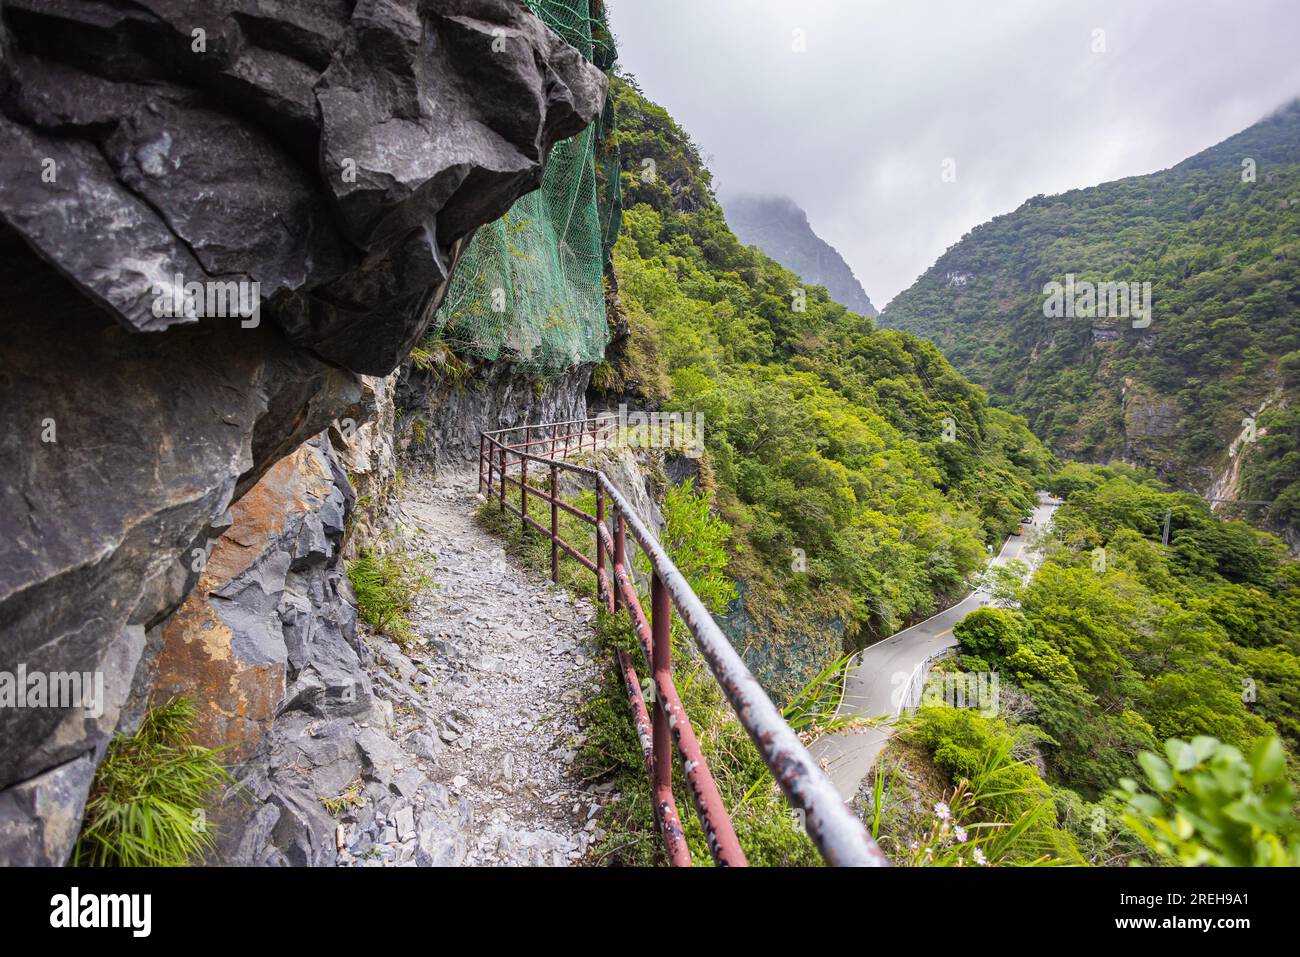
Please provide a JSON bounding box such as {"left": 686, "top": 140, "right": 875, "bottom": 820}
{"left": 591, "top": 78, "right": 1300, "bottom": 868}
{"left": 880, "top": 100, "right": 1300, "bottom": 543}
{"left": 913, "top": 461, "right": 1300, "bottom": 865}
{"left": 595, "top": 75, "right": 1053, "bottom": 697}
{"left": 721, "top": 192, "right": 877, "bottom": 316}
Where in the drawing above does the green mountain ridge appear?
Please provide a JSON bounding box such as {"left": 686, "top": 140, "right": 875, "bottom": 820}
{"left": 880, "top": 99, "right": 1300, "bottom": 542}
{"left": 584, "top": 72, "right": 1300, "bottom": 867}
{"left": 597, "top": 73, "right": 1052, "bottom": 698}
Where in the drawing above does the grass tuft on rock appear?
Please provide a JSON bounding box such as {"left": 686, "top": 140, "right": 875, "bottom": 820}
{"left": 346, "top": 548, "right": 431, "bottom": 645}
{"left": 73, "top": 697, "right": 233, "bottom": 867}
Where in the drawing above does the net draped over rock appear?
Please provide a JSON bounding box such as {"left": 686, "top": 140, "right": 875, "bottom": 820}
{"left": 433, "top": 0, "right": 619, "bottom": 375}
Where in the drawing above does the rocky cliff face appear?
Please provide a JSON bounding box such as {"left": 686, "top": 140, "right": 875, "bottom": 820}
{"left": 398, "top": 360, "right": 595, "bottom": 472}
{"left": 337, "top": 373, "right": 402, "bottom": 555}
{"left": 0, "top": 0, "right": 606, "bottom": 864}
{"left": 150, "top": 436, "right": 366, "bottom": 763}
{"left": 721, "top": 193, "right": 877, "bottom": 317}
{"left": 149, "top": 430, "right": 386, "bottom": 867}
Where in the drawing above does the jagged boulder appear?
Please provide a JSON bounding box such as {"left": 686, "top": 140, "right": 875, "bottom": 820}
{"left": 0, "top": 0, "right": 606, "bottom": 864}
{"left": 0, "top": 0, "right": 605, "bottom": 370}
{"left": 150, "top": 435, "right": 368, "bottom": 764}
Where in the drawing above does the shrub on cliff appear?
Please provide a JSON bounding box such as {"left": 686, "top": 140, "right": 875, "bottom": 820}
{"left": 73, "top": 698, "right": 232, "bottom": 867}
{"left": 346, "top": 550, "right": 431, "bottom": 645}
{"left": 1117, "top": 735, "right": 1300, "bottom": 866}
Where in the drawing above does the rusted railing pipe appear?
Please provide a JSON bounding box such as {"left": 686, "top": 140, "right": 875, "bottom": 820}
{"left": 479, "top": 419, "right": 886, "bottom": 867}
{"left": 617, "top": 648, "right": 690, "bottom": 865}
{"left": 550, "top": 462, "right": 559, "bottom": 583}
{"left": 520, "top": 429, "right": 530, "bottom": 535}
{"left": 608, "top": 556, "right": 747, "bottom": 865}
{"left": 498, "top": 445, "right": 506, "bottom": 514}
{"left": 596, "top": 485, "right": 608, "bottom": 609}
{"left": 650, "top": 573, "right": 678, "bottom": 860}
{"left": 596, "top": 474, "right": 888, "bottom": 867}
{"left": 612, "top": 507, "right": 623, "bottom": 613}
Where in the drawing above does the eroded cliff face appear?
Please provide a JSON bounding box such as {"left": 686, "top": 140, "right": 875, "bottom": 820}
{"left": 151, "top": 436, "right": 366, "bottom": 763}
{"left": 0, "top": 0, "right": 606, "bottom": 864}
{"left": 1120, "top": 376, "right": 1183, "bottom": 480}
{"left": 148, "top": 431, "right": 381, "bottom": 866}
{"left": 397, "top": 360, "right": 594, "bottom": 472}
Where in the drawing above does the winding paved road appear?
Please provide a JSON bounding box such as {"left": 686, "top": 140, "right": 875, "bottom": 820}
{"left": 808, "top": 495, "right": 1060, "bottom": 800}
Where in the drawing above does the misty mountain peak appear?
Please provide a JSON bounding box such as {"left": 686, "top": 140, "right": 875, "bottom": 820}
{"left": 721, "top": 192, "right": 877, "bottom": 317}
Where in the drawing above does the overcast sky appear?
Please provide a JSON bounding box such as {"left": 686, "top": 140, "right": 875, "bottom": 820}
{"left": 607, "top": 0, "right": 1300, "bottom": 307}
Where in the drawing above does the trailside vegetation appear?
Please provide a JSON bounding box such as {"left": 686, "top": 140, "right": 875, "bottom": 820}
{"left": 931, "top": 463, "right": 1300, "bottom": 864}
{"left": 345, "top": 549, "right": 432, "bottom": 646}
{"left": 73, "top": 698, "right": 233, "bottom": 867}
{"left": 603, "top": 74, "right": 1052, "bottom": 699}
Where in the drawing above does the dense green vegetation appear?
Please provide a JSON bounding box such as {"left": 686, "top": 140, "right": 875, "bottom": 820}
{"left": 345, "top": 549, "right": 431, "bottom": 646}
{"left": 909, "top": 706, "right": 1084, "bottom": 863}
{"left": 601, "top": 75, "right": 1052, "bottom": 697}
{"left": 881, "top": 100, "right": 1300, "bottom": 537}
{"left": 1118, "top": 735, "right": 1300, "bottom": 865}
{"left": 935, "top": 463, "right": 1300, "bottom": 863}
{"left": 468, "top": 73, "right": 1300, "bottom": 869}
{"left": 74, "top": 698, "right": 232, "bottom": 867}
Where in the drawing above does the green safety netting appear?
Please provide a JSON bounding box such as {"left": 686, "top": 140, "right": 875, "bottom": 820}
{"left": 432, "top": 0, "right": 620, "bottom": 376}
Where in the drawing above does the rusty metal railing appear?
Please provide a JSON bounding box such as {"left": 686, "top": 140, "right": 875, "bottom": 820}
{"left": 477, "top": 416, "right": 887, "bottom": 867}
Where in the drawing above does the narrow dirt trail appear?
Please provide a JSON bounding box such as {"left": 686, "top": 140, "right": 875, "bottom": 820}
{"left": 345, "top": 470, "right": 610, "bottom": 866}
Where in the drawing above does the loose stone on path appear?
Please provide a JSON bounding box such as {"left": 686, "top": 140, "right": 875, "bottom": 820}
{"left": 338, "top": 470, "right": 607, "bottom": 866}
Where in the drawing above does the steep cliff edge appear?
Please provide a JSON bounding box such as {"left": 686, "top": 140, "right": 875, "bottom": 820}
{"left": 0, "top": 0, "right": 607, "bottom": 864}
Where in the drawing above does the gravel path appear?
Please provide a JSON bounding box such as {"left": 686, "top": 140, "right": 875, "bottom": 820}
{"left": 341, "top": 471, "right": 610, "bottom": 866}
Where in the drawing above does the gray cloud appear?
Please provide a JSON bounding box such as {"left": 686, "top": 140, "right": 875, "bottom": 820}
{"left": 607, "top": 0, "right": 1300, "bottom": 305}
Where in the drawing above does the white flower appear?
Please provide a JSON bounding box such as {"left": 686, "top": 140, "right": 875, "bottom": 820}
{"left": 934, "top": 801, "right": 951, "bottom": 821}
{"left": 973, "top": 848, "right": 987, "bottom": 866}
{"left": 954, "top": 825, "right": 968, "bottom": 843}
